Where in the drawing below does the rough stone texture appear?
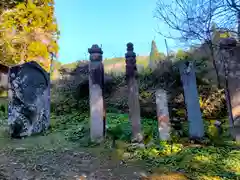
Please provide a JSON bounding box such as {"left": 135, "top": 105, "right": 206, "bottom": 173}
{"left": 179, "top": 60, "right": 204, "bottom": 139}
{"left": 125, "top": 43, "right": 142, "bottom": 142}
{"left": 155, "top": 89, "right": 170, "bottom": 140}
{"left": 88, "top": 44, "right": 105, "bottom": 142}
{"left": 8, "top": 61, "right": 50, "bottom": 138}
{"left": 217, "top": 39, "right": 240, "bottom": 141}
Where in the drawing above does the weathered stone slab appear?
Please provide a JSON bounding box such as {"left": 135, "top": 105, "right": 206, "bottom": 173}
{"left": 179, "top": 60, "right": 204, "bottom": 139}
{"left": 155, "top": 89, "right": 170, "bottom": 140}
{"left": 8, "top": 61, "right": 50, "bottom": 138}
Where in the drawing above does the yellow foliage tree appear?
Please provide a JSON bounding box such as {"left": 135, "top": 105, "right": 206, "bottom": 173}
{"left": 176, "top": 49, "right": 189, "bottom": 60}
{"left": 0, "top": 0, "right": 59, "bottom": 72}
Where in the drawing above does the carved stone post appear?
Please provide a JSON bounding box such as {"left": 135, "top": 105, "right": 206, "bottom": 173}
{"left": 125, "top": 43, "right": 142, "bottom": 142}
{"left": 155, "top": 89, "right": 170, "bottom": 140}
{"left": 219, "top": 38, "right": 240, "bottom": 141}
{"left": 179, "top": 60, "right": 204, "bottom": 139}
{"left": 88, "top": 44, "right": 105, "bottom": 142}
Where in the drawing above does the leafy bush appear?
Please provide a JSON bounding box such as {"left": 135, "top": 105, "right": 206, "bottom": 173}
{"left": 199, "top": 86, "right": 226, "bottom": 118}
{"left": 143, "top": 146, "right": 240, "bottom": 180}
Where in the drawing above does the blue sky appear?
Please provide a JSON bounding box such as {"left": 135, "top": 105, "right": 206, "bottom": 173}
{"left": 54, "top": 0, "right": 175, "bottom": 64}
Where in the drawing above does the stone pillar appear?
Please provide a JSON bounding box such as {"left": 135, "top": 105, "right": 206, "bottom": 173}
{"left": 179, "top": 60, "right": 204, "bottom": 139}
{"left": 155, "top": 89, "right": 170, "bottom": 140}
{"left": 8, "top": 61, "right": 50, "bottom": 138}
{"left": 125, "top": 43, "right": 142, "bottom": 142}
{"left": 219, "top": 38, "right": 240, "bottom": 141}
{"left": 88, "top": 44, "right": 105, "bottom": 142}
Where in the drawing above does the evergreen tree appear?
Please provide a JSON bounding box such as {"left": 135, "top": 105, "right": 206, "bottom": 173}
{"left": 149, "top": 40, "right": 160, "bottom": 69}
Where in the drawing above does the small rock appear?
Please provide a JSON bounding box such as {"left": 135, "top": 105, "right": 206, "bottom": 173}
{"left": 75, "top": 174, "right": 87, "bottom": 180}
{"left": 177, "top": 169, "right": 185, "bottom": 173}
{"left": 73, "top": 152, "right": 78, "bottom": 156}
{"left": 123, "top": 152, "right": 131, "bottom": 159}
{"left": 15, "top": 147, "right": 26, "bottom": 151}
{"left": 139, "top": 172, "right": 147, "bottom": 177}
{"left": 138, "top": 143, "right": 145, "bottom": 148}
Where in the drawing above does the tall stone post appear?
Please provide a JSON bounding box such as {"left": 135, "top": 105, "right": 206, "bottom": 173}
{"left": 125, "top": 43, "right": 142, "bottom": 142}
{"left": 155, "top": 89, "right": 170, "bottom": 141}
{"left": 179, "top": 60, "right": 204, "bottom": 139}
{"left": 219, "top": 38, "right": 240, "bottom": 141}
{"left": 88, "top": 44, "right": 105, "bottom": 142}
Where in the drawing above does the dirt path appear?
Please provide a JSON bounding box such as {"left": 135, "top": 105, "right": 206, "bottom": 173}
{"left": 0, "top": 132, "right": 148, "bottom": 180}
{"left": 0, "top": 148, "right": 147, "bottom": 180}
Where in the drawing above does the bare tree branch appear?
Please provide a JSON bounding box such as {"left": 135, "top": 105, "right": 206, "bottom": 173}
{"left": 155, "top": 0, "right": 240, "bottom": 87}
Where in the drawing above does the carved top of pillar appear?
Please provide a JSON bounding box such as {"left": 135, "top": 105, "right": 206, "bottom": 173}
{"left": 125, "top": 42, "right": 136, "bottom": 60}
{"left": 178, "top": 60, "right": 195, "bottom": 75}
{"left": 127, "top": 43, "right": 133, "bottom": 51}
{"left": 125, "top": 43, "right": 137, "bottom": 79}
{"left": 88, "top": 44, "right": 103, "bottom": 62}
{"left": 219, "top": 37, "right": 237, "bottom": 50}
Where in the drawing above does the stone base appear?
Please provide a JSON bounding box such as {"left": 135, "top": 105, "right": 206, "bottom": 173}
{"left": 230, "top": 126, "right": 240, "bottom": 142}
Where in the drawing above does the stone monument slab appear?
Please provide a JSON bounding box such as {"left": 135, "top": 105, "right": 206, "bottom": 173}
{"left": 8, "top": 61, "right": 50, "bottom": 138}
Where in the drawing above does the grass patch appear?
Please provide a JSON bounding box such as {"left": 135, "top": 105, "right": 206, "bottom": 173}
{"left": 46, "top": 112, "right": 240, "bottom": 179}
{"left": 144, "top": 146, "right": 240, "bottom": 180}
{"left": 0, "top": 112, "right": 239, "bottom": 179}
